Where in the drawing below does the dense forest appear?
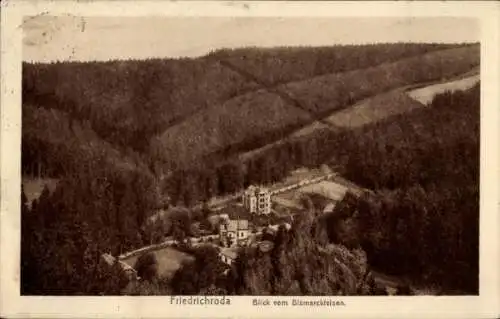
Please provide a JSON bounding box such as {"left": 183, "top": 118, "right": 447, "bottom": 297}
{"left": 169, "top": 84, "right": 480, "bottom": 295}
{"left": 21, "top": 43, "right": 479, "bottom": 295}
{"left": 21, "top": 149, "right": 162, "bottom": 294}
{"left": 207, "top": 43, "right": 469, "bottom": 85}
{"left": 169, "top": 209, "right": 376, "bottom": 296}
{"left": 22, "top": 43, "right": 477, "bottom": 175}
{"left": 150, "top": 45, "right": 479, "bottom": 166}
{"left": 21, "top": 83, "right": 479, "bottom": 295}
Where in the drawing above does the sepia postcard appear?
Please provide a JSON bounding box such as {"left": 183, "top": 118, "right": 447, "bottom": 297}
{"left": 1, "top": 1, "right": 499, "bottom": 318}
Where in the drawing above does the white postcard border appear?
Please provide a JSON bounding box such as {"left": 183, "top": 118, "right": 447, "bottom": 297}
{"left": 1, "top": 1, "right": 499, "bottom": 318}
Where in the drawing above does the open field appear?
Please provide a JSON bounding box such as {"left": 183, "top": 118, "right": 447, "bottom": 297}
{"left": 272, "top": 166, "right": 352, "bottom": 210}
{"left": 407, "top": 74, "right": 480, "bottom": 105}
{"left": 300, "top": 181, "right": 348, "bottom": 201}
{"left": 273, "top": 180, "right": 348, "bottom": 210}
{"left": 122, "top": 247, "right": 194, "bottom": 280}
{"left": 324, "top": 89, "right": 425, "bottom": 128}
{"left": 273, "top": 191, "right": 304, "bottom": 210}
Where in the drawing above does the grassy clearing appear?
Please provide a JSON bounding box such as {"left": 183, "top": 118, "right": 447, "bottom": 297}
{"left": 407, "top": 74, "right": 480, "bottom": 105}
{"left": 271, "top": 167, "right": 350, "bottom": 209}
{"left": 324, "top": 89, "right": 425, "bottom": 128}
{"left": 122, "top": 247, "right": 194, "bottom": 280}
{"left": 300, "top": 181, "right": 348, "bottom": 202}
{"left": 274, "top": 180, "right": 348, "bottom": 209}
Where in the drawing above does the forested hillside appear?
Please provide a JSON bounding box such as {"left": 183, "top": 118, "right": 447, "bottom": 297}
{"left": 22, "top": 104, "right": 145, "bottom": 178}
{"left": 21, "top": 43, "right": 480, "bottom": 295}
{"left": 207, "top": 43, "right": 467, "bottom": 85}
{"left": 170, "top": 208, "right": 374, "bottom": 296}
{"left": 22, "top": 43, "right": 476, "bottom": 176}
{"left": 22, "top": 58, "right": 260, "bottom": 156}
{"left": 323, "top": 84, "right": 480, "bottom": 293}
{"left": 153, "top": 45, "right": 479, "bottom": 166}
{"left": 166, "top": 84, "right": 480, "bottom": 295}
{"left": 21, "top": 156, "right": 159, "bottom": 294}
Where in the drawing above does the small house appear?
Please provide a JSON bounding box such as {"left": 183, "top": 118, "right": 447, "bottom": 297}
{"left": 219, "top": 247, "right": 239, "bottom": 266}
{"left": 219, "top": 219, "right": 249, "bottom": 247}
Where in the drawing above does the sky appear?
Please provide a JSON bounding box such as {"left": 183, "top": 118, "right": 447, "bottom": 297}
{"left": 22, "top": 16, "right": 479, "bottom": 62}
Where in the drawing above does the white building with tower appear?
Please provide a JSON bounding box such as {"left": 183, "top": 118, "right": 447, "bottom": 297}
{"left": 242, "top": 185, "right": 271, "bottom": 215}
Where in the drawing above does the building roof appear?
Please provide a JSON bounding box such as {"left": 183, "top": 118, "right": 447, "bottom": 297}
{"left": 219, "top": 203, "right": 251, "bottom": 220}
{"left": 226, "top": 219, "right": 249, "bottom": 232}
{"left": 245, "top": 185, "right": 269, "bottom": 195}
{"left": 323, "top": 202, "right": 336, "bottom": 213}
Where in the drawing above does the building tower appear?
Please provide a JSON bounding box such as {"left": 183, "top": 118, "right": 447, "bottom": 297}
{"left": 243, "top": 185, "right": 271, "bottom": 215}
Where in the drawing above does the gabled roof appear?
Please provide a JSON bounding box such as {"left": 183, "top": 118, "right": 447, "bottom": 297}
{"left": 226, "top": 219, "right": 249, "bottom": 232}
{"left": 219, "top": 203, "right": 251, "bottom": 220}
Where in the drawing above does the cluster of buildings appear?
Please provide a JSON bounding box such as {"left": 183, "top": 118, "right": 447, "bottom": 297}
{"left": 101, "top": 172, "right": 355, "bottom": 279}
{"left": 217, "top": 185, "right": 274, "bottom": 265}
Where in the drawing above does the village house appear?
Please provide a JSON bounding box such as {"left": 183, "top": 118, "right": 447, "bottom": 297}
{"left": 219, "top": 218, "right": 249, "bottom": 247}
{"left": 242, "top": 185, "right": 271, "bottom": 215}
{"left": 219, "top": 247, "right": 239, "bottom": 266}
